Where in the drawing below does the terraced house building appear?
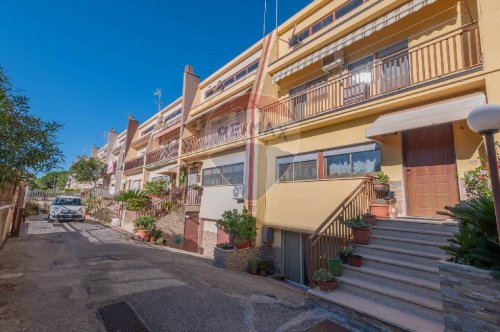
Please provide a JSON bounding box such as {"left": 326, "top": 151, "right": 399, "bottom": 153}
{"left": 91, "top": 1, "right": 500, "bottom": 328}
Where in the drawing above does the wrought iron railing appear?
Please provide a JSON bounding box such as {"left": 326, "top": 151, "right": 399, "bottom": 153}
{"left": 182, "top": 115, "right": 247, "bottom": 155}
{"left": 123, "top": 155, "right": 145, "bottom": 171}
{"left": 145, "top": 141, "right": 179, "bottom": 167}
{"left": 260, "top": 24, "right": 482, "bottom": 132}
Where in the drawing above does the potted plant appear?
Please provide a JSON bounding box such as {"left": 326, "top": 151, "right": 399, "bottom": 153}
{"left": 134, "top": 215, "right": 156, "bottom": 240}
{"left": 258, "top": 260, "right": 271, "bottom": 276}
{"left": 350, "top": 254, "right": 363, "bottom": 267}
{"left": 339, "top": 246, "right": 353, "bottom": 264}
{"left": 248, "top": 259, "right": 259, "bottom": 275}
{"left": 370, "top": 198, "right": 390, "bottom": 217}
{"left": 235, "top": 239, "right": 250, "bottom": 249}
{"left": 373, "top": 171, "right": 390, "bottom": 193}
{"left": 362, "top": 213, "right": 377, "bottom": 226}
{"left": 327, "top": 258, "right": 342, "bottom": 277}
{"left": 149, "top": 228, "right": 163, "bottom": 243}
{"left": 143, "top": 179, "right": 170, "bottom": 200}
{"left": 115, "top": 189, "right": 151, "bottom": 211}
{"left": 312, "top": 268, "right": 337, "bottom": 291}
{"left": 345, "top": 216, "right": 371, "bottom": 244}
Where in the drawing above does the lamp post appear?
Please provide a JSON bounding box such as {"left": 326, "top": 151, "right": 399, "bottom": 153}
{"left": 467, "top": 104, "right": 500, "bottom": 240}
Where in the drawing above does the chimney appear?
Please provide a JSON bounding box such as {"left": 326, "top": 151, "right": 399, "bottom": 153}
{"left": 182, "top": 64, "right": 199, "bottom": 124}
{"left": 91, "top": 144, "right": 99, "bottom": 157}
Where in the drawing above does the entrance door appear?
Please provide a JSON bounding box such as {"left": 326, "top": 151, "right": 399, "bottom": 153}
{"left": 183, "top": 214, "right": 199, "bottom": 253}
{"left": 403, "top": 124, "right": 459, "bottom": 217}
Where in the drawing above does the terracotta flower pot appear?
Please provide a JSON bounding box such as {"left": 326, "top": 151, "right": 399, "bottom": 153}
{"left": 370, "top": 203, "right": 389, "bottom": 217}
{"left": 150, "top": 237, "right": 156, "bottom": 243}
{"left": 373, "top": 182, "right": 390, "bottom": 193}
{"left": 236, "top": 241, "right": 250, "bottom": 249}
{"left": 136, "top": 229, "right": 149, "bottom": 240}
{"left": 317, "top": 280, "right": 337, "bottom": 292}
{"left": 350, "top": 255, "right": 362, "bottom": 267}
{"left": 249, "top": 239, "right": 256, "bottom": 247}
{"left": 352, "top": 227, "right": 370, "bottom": 244}
{"left": 250, "top": 268, "right": 258, "bottom": 275}
{"left": 363, "top": 213, "right": 377, "bottom": 226}
{"left": 259, "top": 270, "right": 268, "bottom": 277}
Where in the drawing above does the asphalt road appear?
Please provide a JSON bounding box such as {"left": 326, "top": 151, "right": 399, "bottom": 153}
{"left": 0, "top": 215, "right": 352, "bottom": 332}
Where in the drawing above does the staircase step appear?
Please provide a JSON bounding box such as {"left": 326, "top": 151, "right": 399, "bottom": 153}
{"left": 376, "top": 218, "right": 458, "bottom": 233}
{"left": 338, "top": 276, "right": 443, "bottom": 323}
{"left": 369, "top": 235, "right": 448, "bottom": 255}
{"left": 371, "top": 225, "right": 454, "bottom": 243}
{"left": 342, "top": 265, "right": 442, "bottom": 301}
{"left": 308, "top": 288, "right": 444, "bottom": 332}
{"left": 360, "top": 253, "right": 440, "bottom": 283}
{"left": 355, "top": 244, "right": 448, "bottom": 267}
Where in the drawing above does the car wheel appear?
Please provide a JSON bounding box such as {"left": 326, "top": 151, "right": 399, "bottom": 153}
{"left": 79, "top": 217, "right": 84, "bottom": 222}
{"left": 47, "top": 214, "right": 53, "bottom": 222}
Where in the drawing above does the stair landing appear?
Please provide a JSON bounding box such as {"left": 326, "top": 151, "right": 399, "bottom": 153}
{"left": 307, "top": 217, "right": 458, "bottom": 332}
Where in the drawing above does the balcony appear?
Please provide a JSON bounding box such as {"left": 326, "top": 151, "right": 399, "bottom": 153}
{"left": 145, "top": 141, "right": 179, "bottom": 167}
{"left": 260, "top": 25, "right": 482, "bottom": 132}
{"left": 182, "top": 114, "right": 247, "bottom": 155}
{"left": 156, "top": 117, "right": 181, "bottom": 133}
{"left": 123, "top": 155, "right": 144, "bottom": 172}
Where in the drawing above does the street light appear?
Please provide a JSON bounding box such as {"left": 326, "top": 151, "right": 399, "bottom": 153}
{"left": 467, "top": 104, "right": 500, "bottom": 240}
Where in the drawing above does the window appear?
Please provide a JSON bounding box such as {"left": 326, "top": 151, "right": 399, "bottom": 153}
{"left": 289, "top": 75, "right": 327, "bottom": 119}
{"left": 277, "top": 153, "right": 317, "bottom": 182}
{"left": 141, "top": 125, "right": 155, "bottom": 137}
{"left": 202, "top": 163, "right": 244, "bottom": 186}
{"left": 204, "top": 60, "right": 259, "bottom": 99}
{"left": 345, "top": 55, "right": 373, "bottom": 103}
{"left": 324, "top": 143, "right": 380, "bottom": 178}
{"left": 164, "top": 108, "right": 181, "bottom": 124}
{"left": 376, "top": 41, "right": 410, "bottom": 93}
{"left": 289, "top": 0, "right": 368, "bottom": 48}
{"left": 335, "top": 0, "right": 364, "bottom": 20}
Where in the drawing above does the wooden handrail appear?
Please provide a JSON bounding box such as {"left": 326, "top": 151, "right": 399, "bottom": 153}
{"left": 306, "top": 176, "right": 376, "bottom": 283}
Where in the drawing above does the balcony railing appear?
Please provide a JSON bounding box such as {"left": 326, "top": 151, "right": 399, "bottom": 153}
{"left": 182, "top": 114, "right": 247, "bottom": 155}
{"left": 156, "top": 117, "right": 181, "bottom": 133}
{"left": 260, "top": 25, "right": 482, "bottom": 132}
{"left": 179, "top": 187, "right": 203, "bottom": 205}
{"left": 145, "top": 141, "right": 179, "bottom": 167}
{"left": 123, "top": 155, "right": 145, "bottom": 172}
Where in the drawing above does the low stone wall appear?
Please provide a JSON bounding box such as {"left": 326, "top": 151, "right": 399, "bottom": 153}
{"left": 439, "top": 260, "right": 500, "bottom": 331}
{"left": 156, "top": 207, "right": 185, "bottom": 250}
{"left": 214, "top": 246, "right": 281, "bottom": 274}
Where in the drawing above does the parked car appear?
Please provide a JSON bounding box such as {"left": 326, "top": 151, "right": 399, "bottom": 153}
{"left": 48, "top": 196, "right": 85, "bottom": 222}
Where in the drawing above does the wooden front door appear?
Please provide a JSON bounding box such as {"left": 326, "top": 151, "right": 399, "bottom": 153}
{"left": 183, "top": 214, "right": 199, "bottom": 253}
{"left": 403, "top": 124, "right": 459, "bottom": 217}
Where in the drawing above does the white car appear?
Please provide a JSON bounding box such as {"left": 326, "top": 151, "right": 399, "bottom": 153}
{"left": 48, "top": 196, "right": 85, "bottom": 222}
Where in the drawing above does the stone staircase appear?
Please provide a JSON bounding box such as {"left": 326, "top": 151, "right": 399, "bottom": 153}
{"left": 308, "top": 217, "right": 458, "bottom": 332}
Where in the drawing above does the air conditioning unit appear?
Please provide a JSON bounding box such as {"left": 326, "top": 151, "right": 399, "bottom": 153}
{"left": 322, "top": 51, "right": 344, "bottom": 72}
{"left": 232, "top": 185, "right": 245, "bottom": 200}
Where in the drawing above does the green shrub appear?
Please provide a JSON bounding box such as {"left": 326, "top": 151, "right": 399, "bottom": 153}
{"left": 216, "top": 207, "right": 257, "bottom": 242}
{"left": 115, "top": 189, "right": 151, "bottom": 211}
{"left": 134, "top": 215, "right": 156, "bottom": 230}
{"left": 439, "top": 197, "right": 500, "bottom": 279}
{"left": 143, "top": 179, "right": 170, "bottom": 196}
{"left": 24, "top": 201, "right": 39, "bottom": 217}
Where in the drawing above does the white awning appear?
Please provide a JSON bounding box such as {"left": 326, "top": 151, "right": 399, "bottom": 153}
{"left": 272, "top": 0, "right": 436, "bottom": 83}
{"left": 365, "top": 93, "right": 486, "bottom": 137}
{"left": 277, "top": 152, "right": 317, "bottom": 165}
{"left": 323, "top": 142, "right": 379, "bottom": 157}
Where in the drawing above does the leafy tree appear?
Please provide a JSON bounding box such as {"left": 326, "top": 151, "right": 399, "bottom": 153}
{"left": 69, "top": 156, "right": 106, "bottom": 189}
{"left": 0, "top": 66, "right": 63, "bottom": 185}
{"left": 34, "top": 171, "right": 69, "bottom": 190}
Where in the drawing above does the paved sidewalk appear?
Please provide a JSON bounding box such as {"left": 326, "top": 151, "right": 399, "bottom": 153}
{"left": 0, "top": 215, "right": 353, "bottom": 332}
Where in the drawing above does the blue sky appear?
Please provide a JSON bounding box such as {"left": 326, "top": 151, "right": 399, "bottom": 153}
{"left": 0, "top": 0, "right": 310, "bottom": 171}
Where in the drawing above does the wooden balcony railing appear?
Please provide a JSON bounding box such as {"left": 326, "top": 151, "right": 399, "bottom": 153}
{"left": 306, "top": 177, "right": 375, "bottom": 285}
{"left": 182, "top": 114, "right": 247, "bottom": 155}
{"left": 123, "top": 155, "right": 145, "bottom": 172}
{"left": 145, "top": 141, "right": 179, "bottom": 167}
{"left": 260, "top": 24, "right": 482, "bottom": 132}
